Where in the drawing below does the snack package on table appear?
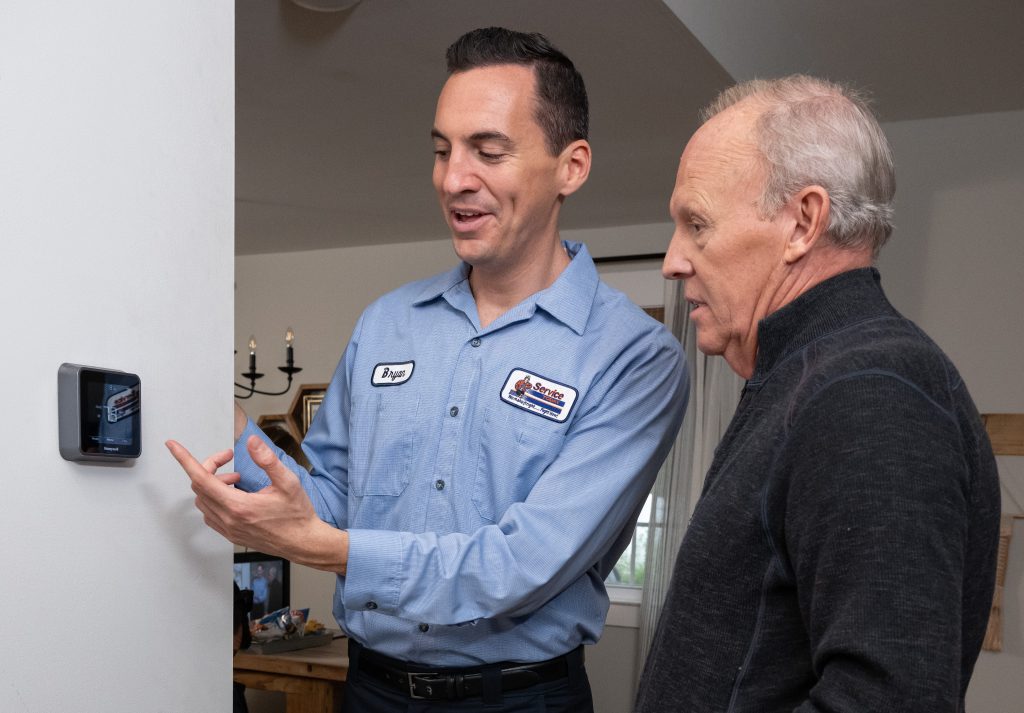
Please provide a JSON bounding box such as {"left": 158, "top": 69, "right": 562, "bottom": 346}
{"left": 251, "top": 607, "right": 309, "bottom": 641}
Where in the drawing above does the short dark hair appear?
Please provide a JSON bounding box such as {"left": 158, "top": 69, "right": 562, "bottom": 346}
{"left": 445, "top": 27, "right": 588, "bottom": 155}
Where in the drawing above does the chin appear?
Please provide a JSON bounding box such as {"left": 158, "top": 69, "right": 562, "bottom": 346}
{"left": 695, "top": 335, "right": 725, "bottom": 358}
{"left": 449, "top": 232, "right": 477, "bottom": 252}
{"left": 451, "top": 241, "right": 492, "bottom": 268}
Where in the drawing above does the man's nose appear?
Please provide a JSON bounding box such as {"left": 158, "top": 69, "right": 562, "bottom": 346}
{"left": 662, "top": 232, "right": 695, "bottom": 280}
{"left": 442, "top": 148, "right": 481, "bottom": 195}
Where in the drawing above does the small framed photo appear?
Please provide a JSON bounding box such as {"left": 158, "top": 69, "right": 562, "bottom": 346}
{"left": 288, "top": 383, "right": 328, "bottom": 436}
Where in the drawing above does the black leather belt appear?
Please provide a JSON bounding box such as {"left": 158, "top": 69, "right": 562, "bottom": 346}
{"left": 353, "top": 641, "right": 580, "bottom": 701}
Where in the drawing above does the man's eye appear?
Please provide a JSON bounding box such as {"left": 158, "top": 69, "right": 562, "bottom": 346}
{"left": 433, "top": 149, "right": 450, "bottom": 159}
{"left": 479, "top": 151, "right": 505, "bottom": 161}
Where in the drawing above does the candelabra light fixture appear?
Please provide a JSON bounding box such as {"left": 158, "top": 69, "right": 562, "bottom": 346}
{"left": 235, "top": 327, "right": 303, "bottom": 399}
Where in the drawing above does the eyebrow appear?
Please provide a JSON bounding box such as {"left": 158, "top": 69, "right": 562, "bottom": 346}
{"left": 670, "top": 195, "right": 704, "bottom": 221}
{"left": 430, "top": 128, "right": 515, "bottom": 148}
{"left": 469, "top": 131, "right": 514, "bottom": 146}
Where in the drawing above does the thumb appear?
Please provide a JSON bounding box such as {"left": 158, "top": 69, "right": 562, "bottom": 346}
{"left": 246, "top": 435, "right": 297, "bottom": 488}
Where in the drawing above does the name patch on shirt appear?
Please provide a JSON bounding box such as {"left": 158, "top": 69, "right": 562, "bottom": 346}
{"left": 500, "top": 368, "right": 578, "bottom": 423}
{"left": 371, "top": 361, "right": 415, "bottom": 386}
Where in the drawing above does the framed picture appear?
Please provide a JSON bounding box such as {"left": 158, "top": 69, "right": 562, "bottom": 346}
{"left": 288, "top": 383, "right": 329, "bottom": 437}
{"left": 234, "top": 550, "right": 290, "bottom": 619}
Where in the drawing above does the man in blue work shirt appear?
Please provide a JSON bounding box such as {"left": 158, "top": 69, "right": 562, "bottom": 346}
{"left": 168, "top": 27, "right": 688, "bottom": 712}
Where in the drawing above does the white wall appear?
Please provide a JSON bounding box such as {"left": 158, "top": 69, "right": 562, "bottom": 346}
{"left": 0, "top": 4, "right": 234, "bottom": 711}
{"left": 878, "top": 110, "right": 1024, "bottom": 410}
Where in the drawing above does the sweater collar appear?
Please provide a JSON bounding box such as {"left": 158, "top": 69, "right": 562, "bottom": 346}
{"left": 750, "top": 267, "right": 894, "bottom": 383}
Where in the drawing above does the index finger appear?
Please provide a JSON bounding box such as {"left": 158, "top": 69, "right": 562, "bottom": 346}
{"left": 165, "top": 440, "right": 220, "bottom": 488}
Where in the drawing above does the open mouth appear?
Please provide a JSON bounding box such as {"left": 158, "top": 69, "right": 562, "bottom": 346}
{"left": 452, "top": 209, "right": 487, "bottom": 221}
{"left": 449, "top": 208, "right": 491, "bottom": 232}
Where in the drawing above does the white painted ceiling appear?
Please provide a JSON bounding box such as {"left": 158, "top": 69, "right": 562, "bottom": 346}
{"left": 236, "top": 0, "right": 1024, "bottom": 255}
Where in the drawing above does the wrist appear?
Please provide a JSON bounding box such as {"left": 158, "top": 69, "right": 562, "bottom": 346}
{"left": 293, "top": 522, "right": 349, "bottom": 576}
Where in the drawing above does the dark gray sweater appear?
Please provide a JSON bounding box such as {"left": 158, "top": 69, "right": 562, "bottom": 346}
{"left": 636, "top": 268, "right": 1000, "bottom": 713}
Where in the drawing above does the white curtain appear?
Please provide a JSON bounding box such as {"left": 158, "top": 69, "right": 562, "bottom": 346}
{"left": 636, "top": 278, "right": 744, "bottom": 678}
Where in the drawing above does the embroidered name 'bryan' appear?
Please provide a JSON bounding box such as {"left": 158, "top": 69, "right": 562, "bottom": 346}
{"left": 371, "top": 361, "right": 415, "bottom": 386}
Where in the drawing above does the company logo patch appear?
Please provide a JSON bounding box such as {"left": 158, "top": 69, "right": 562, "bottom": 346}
{"left": 500, "top": 369, "right": 578, "bottom": 423}
{"left": 371, "top": 361, "right": 415, "bottom": 386}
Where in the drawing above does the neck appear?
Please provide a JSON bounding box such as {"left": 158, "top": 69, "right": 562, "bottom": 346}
{"left": 726, "top": 245, "right": 874, "bottom": 379}
{"left": 774, "top": 246, "right": 874, "bottom": 310}
{"left": 470, "top": 238, "right": 571, "bottom": 329}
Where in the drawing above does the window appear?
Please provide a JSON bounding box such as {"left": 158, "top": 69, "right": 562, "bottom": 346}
{"left": 595, "top": 257, "right": 666, "bottom": 595}
{"left": 607, "top": 494, "right": 652, "bottom": 588}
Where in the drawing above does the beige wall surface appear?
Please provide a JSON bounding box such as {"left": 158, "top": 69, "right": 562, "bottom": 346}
{"left": 235, "top": 110, "right": 1023, "bottom": 711}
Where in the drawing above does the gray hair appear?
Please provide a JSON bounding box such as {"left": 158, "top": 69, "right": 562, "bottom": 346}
{"left": 702, "top": 75, "right": 895, "bottom": 255}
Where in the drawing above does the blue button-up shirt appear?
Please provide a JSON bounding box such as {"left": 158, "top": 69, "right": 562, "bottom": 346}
{"left": 235, "top": 241, "right": 688, "bottom": 665}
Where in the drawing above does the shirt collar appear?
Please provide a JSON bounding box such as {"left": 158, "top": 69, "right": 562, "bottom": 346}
{"left": 411, "top": 261, "right": 471, "bottom": 306}
{"left": 410, "top": 241, "right": 599, "bottom": 336}
{"left": 535, "top": 241, "right": 599, "bottom": 336}
{"left": 751, "top": 267, "right": 895, "bottom": 382}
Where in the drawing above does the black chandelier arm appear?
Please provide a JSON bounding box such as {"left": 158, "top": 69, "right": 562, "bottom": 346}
{"left": 234, "top": 366, "right": 303, "bottom": 399}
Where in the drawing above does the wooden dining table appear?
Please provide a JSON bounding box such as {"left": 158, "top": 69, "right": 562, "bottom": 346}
{"left": 234, "top": 634, "right": 348, "bottom": 713}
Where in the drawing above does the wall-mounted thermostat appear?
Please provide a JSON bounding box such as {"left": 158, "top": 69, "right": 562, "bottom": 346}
{"left": 58, "top": 363, "right": 142, "bottom": 462}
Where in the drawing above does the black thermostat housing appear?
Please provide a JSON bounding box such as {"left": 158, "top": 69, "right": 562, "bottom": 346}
{"left": 58, "top": 363, "right": 142, "bottom": 462}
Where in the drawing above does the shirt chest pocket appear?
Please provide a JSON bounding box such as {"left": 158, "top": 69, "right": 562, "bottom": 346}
{"left": 349, "top": 390, "right": 420, "bottom": 497}
{"left": 472, "top": 406, "right": 567, "bottom": 523}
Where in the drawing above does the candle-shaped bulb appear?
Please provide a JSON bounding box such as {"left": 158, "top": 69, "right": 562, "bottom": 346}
{"left": 285, "top": 327, "right": 295, "bottom": 366}
{"left": 248, "top": 335, "right": 257, "bottom": 374}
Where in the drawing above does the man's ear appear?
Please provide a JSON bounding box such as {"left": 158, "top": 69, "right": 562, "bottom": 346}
{"left": 558, "top": 139, "right": 591, "bottom": 198}
{"left": 783, "top": 185, "right": 830, "bottom": 263}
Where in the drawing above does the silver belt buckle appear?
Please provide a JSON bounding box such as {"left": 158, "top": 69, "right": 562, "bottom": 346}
{"left": 408, "top": 672, "right": 441, "bottom": 699}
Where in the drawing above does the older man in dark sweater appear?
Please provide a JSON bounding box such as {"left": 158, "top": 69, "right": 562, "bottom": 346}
{"left": 636, "top": 76, "right": 1000, "bottom": 712}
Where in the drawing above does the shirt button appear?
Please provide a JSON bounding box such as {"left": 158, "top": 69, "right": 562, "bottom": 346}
{"left": 435, "top": 479, "right": 445, "bottom": 491}
{"left": 365, "top": 601, "right": 378, "bottom": 610}
{"left": 449, "top": 406, "right": 459, "bottom": 417}
{"left": 470, "top": 338, "right": 481, "bottom": 347}
{"left": 419, "top": 623, "right": 430, "bottom": 633}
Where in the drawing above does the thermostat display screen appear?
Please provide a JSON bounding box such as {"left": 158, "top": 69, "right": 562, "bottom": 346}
{"left": 78, "top": 369, "right": 141, "bottom": 456}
